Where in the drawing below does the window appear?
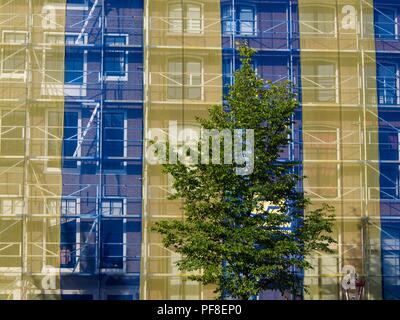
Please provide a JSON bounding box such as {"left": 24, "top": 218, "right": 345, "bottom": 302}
{"left": 380, "top": 163, "right": 400, "bottom": 206}
{"left": 45, "top": 33, "right": 85, "bottom": 45}
{"left": 44, "top": 33, "right": 87, "bottom": 96}
{"left": 169, "top": 4, "right": 183, "bottom": 33}
{"left": 104, "top": 51, "right": 126, "bottom": 78}
{"left": 303, "top": 127, "right": 339, "bottom": 161}
{"left": 46, "top": 33, "right": 64, "bottom": 44}
{"left": 61, "top": 217, "right": 77, "bottom": 268}
{"left": 375, "top": 8, "right": 397, "bottom": 39}
{"left": 167, "top": 58, "right": 202, "bottom": 100}
{"left": 379, "top": 130, "right": 399, "bottom": 162}
{"left": 169, "top": 2, "right": 202, "bottom": 34}
{"left": 167, "top": 59, "right": 183, "bottom": 99}
{"left": 101, "top": 218, "right": 124, "bottom": 269}
{"left": 102, "top": 113, "right": 125, "bottom": 170}
{"left": 46, "top": 199, "right": 60, "bottom": 215}
{"left": 43, "top": 34, "right": 86, "bottom": 88}
{"left": 303, "top": 62, "right": 337, "bottom": 103}
{"left": 1, "top": 32, "right": 26, "bottom": 79}
{"left": 65, "top": 51, "right": 84, "bottom": 84}
{"left": 61, "top": 199, "right": 78, "bottom": 216}
{"left": 382, "top": 231, "right": 400, "bottom": 295}
{"left": 101, "top": 199, "right": 124, "bottom": 216}
{"left": 65, "top": 34, "right": 85, "bottom": 45}
{"left": 239, "top": 6, "right": 256, "bottom": 35}
{"left": 63, "top": 112, "right": 79, "bottom": 169}
{"left": 0, "top": 199, "right": 23, "bottom": 215}
{"left": 105, "top": 35, "right": 127, "bottom": 46}
{"left": 378, "top": 64, "right": 397, "bottom": 105}
{"left": 47, "top": 111, "right": 63, "bottom": 168}
{"left": 60, "top": 198, "right": 78, "bottom": 268}
{"left": 104, "top": 35, "right": 128, "bottom": 80}
{"left": 222, "top": 5, "right": 256, "bottom": 35}
{"left": 101, "top": 199, "right": 125, "bottom": 269}
{"left": 3, "top": 31, "right": 27, "bottom": 44}
{"left": 43, "top": 33, "right": 87, "bottom": 96}
{"left": 0, "top": 111, "right": 25, "bottom": 157}
{"left": 222, "top": 6, "right": 234, "bottom": 34}
{"left": 305, "top": 164, "right": 339, "bottom": 198}
{"left": 301, "top": 6, "right": 336, "bottom": 36}
{"left": 316, "top": 64, "right": 336, "bottom": 102}
{"left": 43, "top": 51, "right": 63, "bottom": 86}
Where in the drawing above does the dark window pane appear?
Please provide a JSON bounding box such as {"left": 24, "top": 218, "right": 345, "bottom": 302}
{"left": 101, "top": 219, "right": 123, "bottom": 269}
{"left": 61, "top": 218, "right": 76, "bottom": 268}
{"left": 63, "top": 112, "right": 78, "bottom": 168}
{"left": 105, "top": 35, "right": 127, "bottom": 46}
{"left": 378, "top": 64, "right": 397, "bottom": 105}
{"left": 65, "top": 52, "right": 84, "bottom": 84}
{"left": 102, "top": 113, "right": 124, "bottom": 170}
{"left": 375, "top": 9, "right": 396, "bottom": 39}
{"left": 104, "top": 51, "right": 126, "bottom": 77}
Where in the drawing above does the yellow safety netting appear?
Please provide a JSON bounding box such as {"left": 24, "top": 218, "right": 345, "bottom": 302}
{"left": 141, "top": 0, "right": 223, "bottom": 299}
{"left": 0, "top": 0, "right": 65, "bottom": 299}
{"left": 298, "top": 0, "right": 381, "bottom": 299}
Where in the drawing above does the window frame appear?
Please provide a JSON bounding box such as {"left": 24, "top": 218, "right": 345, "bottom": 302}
{"left": 101, "top": 198, "right": 125, "bottom": 217}
{"left": 44, "top": 198, "right": 60, "bottom": 216}
{"left": 237, "top": 5, "right": 257, "bottom": 36}
{"left": 104, "top": 34, "right": 129, "bottom": 82}
{"left": 377, "top": 62, "right": 399, "bottom": 105}
{"left": 0, "top": 109, "right": 25, "bottom": 159}
{"left": 375, "top": 7, "right": 398, "bottom": 40}
{"left": 61, "top": 198, "right": 79, "bottom": 216}
{"left": 300, "top": 5, "right": 337, "bottom": 38}
{"left": 100, "top": 198, "right": 127, "bottom": 273}
{"left": 221, "top": 4, "right": 234, "bottom": 34}
{"left": 45, "top": 110, "right": 65, "bottom": 172}
{"left": 45, "top": 109, "right": 84, "bottom": 172}
{"left": 167, "top": 2, "right": 204, "bottom": 35}
{"left": 303, "top": 124, "right": 343, "bottom": 200}
{"left": 64, "top": 33, "right": 88, "bottom": 86}
{"left": 166, "top": 56, "right": 204, "bottom": 101}
{"left": 302, "top": 59, "right": 339, "bottom": 104}
{"left": 42, "top": 32, "right": 88, "bottom": 97}
{"left": 0, "top": 30, "right": 28, "bottom": 80}
{"left": 0, "top": 198, "right": 23, "bottom": 216}
{"left": 102, "top": 111, "right": 128, "bottom": 171}
{"left": 62, "top": 110, "right": 82, "bottom": 171}
{"left": 221, "top": 4, "right": 258, "bottom": 36}
{"left": 60, "top": 198, "right": 81, "bottom": 272}
{"left": 65, "top": 50, "right": 86, "bottom": 85}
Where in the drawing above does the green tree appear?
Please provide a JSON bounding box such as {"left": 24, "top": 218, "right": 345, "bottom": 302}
{"left": 152, "top": 43, "right": 335, "bottom": 300}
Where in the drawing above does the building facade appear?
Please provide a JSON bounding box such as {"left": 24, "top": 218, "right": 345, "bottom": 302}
{"left": 0, "top": 0, "right": 399, "bottom": 300}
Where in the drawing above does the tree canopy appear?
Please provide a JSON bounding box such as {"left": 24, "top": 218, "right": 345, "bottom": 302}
{"left": 152, "top": 43, "right": 335, "bottom": 300}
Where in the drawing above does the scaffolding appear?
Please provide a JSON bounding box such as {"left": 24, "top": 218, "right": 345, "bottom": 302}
{"left": 0, "top": 0, "right": 400, "bottom": 300}
{"left": 60, "top": 0, "right": 144, "bottom": 300}
{"left": 0, "top": 0, "right": 66, "bottom": 300}
{"left": 141, "top": 0, "right": 400, "bottom": 300}
{"left": 140, "top": 0, "right": 223, "bottom": 300}
{"left": 0, "top": 0, "right": 144, "bottom": 300}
